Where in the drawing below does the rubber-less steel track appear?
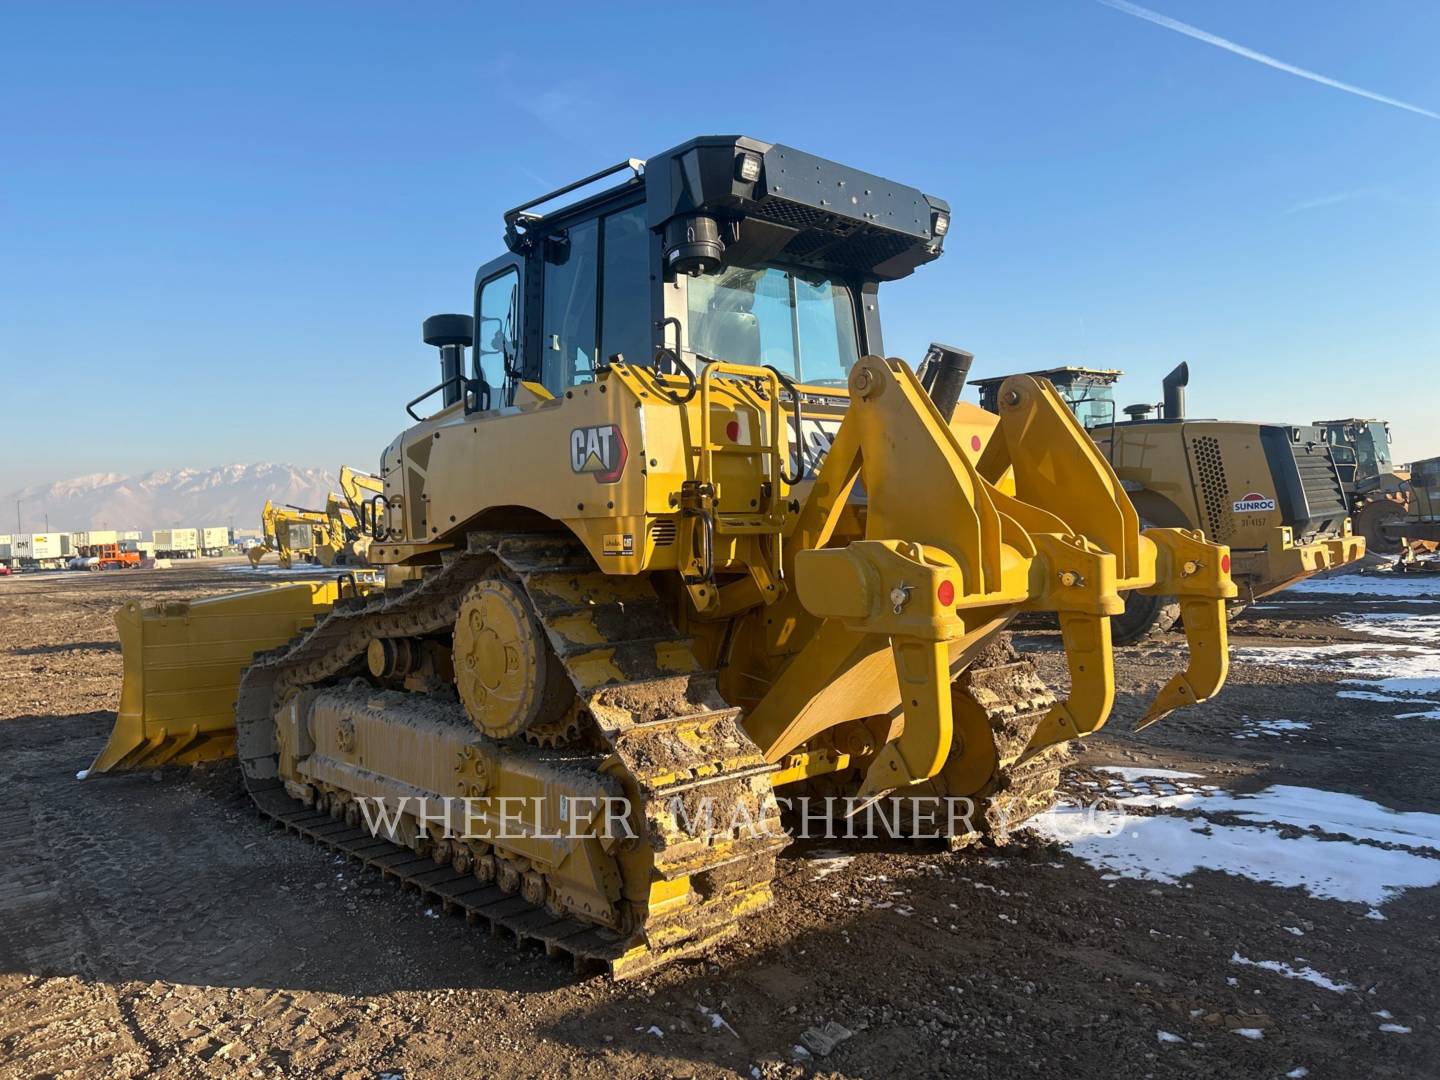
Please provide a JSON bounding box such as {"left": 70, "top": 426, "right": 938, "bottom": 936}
{"left": 234, "top": 532, "right": 783, "bottom": 977}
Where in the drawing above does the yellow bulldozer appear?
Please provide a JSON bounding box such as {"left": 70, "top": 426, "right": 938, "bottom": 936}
{"left": 1315, "top": 417, "right": 1410, "bottom": 555}
{"left": 972, "top": 364, "right": 1364, "bottom": 643}
{"left": 86, "top": 137, "right": 1236, "bottom": 977}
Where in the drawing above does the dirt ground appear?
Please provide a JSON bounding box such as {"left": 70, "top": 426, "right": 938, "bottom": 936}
{"left": 2, "top": 560, "right": 1437, "bottom": 1079}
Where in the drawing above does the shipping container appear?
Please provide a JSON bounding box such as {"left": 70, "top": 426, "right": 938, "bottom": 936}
{"left": 14, "top": 534, "right": 69, "bottom": 567}
{"left": 200, "top": 526, "right": 231, "bottom": 554}
{"left": 75, "top": 530, "right": 120, "bottom": 553}
{"left": 120, "top": 530, "right": 142, "bottom": 541}
{"left": 153, "top": 528, "right": 200, "bottom": 557}
{"left": 121, "top": 539, "right": 156, "bottom": 554}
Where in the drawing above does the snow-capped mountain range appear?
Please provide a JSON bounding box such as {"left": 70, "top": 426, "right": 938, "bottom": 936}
{"left": 4, "top": 464, "right": 338, "bottom": 533}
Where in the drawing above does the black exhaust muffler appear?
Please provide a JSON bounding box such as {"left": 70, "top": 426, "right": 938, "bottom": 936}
{"left": 1162, "top": 362, "right": 1189, "bottom": 421}
{"left": 920, "top": 342, "right": 975, "bottom": 421}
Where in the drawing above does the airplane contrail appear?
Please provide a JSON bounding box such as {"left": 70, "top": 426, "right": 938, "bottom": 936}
{"left": 1097, "top": 0, "right": 1440, "bottom": 121}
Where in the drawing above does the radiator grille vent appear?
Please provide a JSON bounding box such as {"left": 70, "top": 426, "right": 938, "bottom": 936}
{"left": 651, "top": 520, "right": 677, "bottom": 547}
{"left": 1193, "top": 436, "right": 1232, "bottom": 541}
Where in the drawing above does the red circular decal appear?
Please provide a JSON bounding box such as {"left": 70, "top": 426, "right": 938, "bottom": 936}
{"left": 1221, "top": 554, "right": 1231, "bottom": 574}
{"left": 970, "top": 435, "right": 982, "bottom": 452}
{"left": 937, "top": 580, "right": 955, "bottom": 606}
{"left": 725, "top": 420, "right": 740, "bottom": 442}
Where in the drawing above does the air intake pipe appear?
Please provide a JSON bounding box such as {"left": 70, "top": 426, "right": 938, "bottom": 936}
{"left": 423, "top": 314, "right": 475, "bottom": 407}
{"left": 920, "top": 342, "right": 975, "bottom": 421}
{"left": 1162, "top": 362, "right": 1189, "bottom": 421}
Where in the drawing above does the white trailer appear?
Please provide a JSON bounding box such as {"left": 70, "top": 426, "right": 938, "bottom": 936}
{"left": 74, "top": 529, "right": 120, "bottom": 555}
{"left": 153, "top": 528, "right": 200, "bottom": 558}
{"left": 14, "top": 534, "right": 68, "bottom": 569}
{"left": 200, "top": 526, "right": 231, "bottom": 555}
{"left": 0, "top": 536, "right": 12, "bottom": 567}
{"left": 121, "top": 539, "right": 156, "bottom": 555}
{"left": 120, "top": 530, "right": 142, "bottom": 542}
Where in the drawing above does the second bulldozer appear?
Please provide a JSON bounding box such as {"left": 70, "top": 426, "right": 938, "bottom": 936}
{"left": 1316, "top": 417, "right": 1410, "bottom": 555}
{"left": 94, "top": 136, "right": 1236, "bottom": 976}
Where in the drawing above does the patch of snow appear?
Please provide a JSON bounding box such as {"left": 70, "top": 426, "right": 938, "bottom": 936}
{"left": 1285, "top": 573, "right": 1440, "bottom": 599}
{"left": 1234, "top": 717, "right": 1311, "bottom": 740}
{"left": 1397, "top": 708, "right": 1440, "bottom": 721}
{"left": 1232, "top": 1027, "right": 1265, "bottom": 1040}
{"left": 1286, "top": 1068, "right": 1309, "bottom": 1079}
{"left": 1337, "top": 689, "right": 1434, "bottom": 704}
{"left": 1156, "top": 1030, "right": 1184, "bottom": 1044}
{"left": 806, "top": 849, "right": 856, "bottom": 879}
{"left": 1030, "top": 782, "right": 1440, "bottom": 907}
{"left": 698, "top": 1004, "right": 738, "bottom": 1038}
{"left": 1378, "top": 1023, "right": 1411, "bottom": 1035}
{"left": 1283, "top": 925, "right": 1304, "bottom": 936}
{"left": 1093, "top": 766, "right": 1201, "bottom": 780}
{"left": 1230, "top": 952, "right": 1353, "bottom": 993}
{"left": 1336, "top": 612, "right": 1440, "bottom": 647}
{"left": 1374, "top": 1009, "right": 1394, "bottom": 1019}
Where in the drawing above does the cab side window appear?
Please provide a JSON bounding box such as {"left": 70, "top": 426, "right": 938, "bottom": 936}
{"left": 542, "top": 219, "right": 598, "bottom": 390}
{"left": 539, "top": 202, "right": 651, "bottom": 395}
{"left": 476, "top": 268, "right": 519, "bottom": 403}
{"left": 600, "top": 204, "right": 651, "bottom": 368}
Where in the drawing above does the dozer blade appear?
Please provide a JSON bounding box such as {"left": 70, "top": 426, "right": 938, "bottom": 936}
{"left": 82, "top": 581, "right": 349, "bottom": 778}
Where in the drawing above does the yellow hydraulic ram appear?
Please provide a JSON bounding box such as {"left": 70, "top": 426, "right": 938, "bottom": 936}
{"left": 758, "top": 358, "right": 1235, "bottom": 800}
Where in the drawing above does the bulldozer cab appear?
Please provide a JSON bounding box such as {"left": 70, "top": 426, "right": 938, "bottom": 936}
{"left": 973, "top": 366, "right": 1125, "bottom": 429}
{"left": 1316, "top": 418, "right": 1395, "bottom": 490}
{"left": 425, "top": 137, "right": 949, "bottom": 416}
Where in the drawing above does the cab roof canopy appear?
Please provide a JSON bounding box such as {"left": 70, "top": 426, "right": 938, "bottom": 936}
{"left": 969, "top": 365, "right": 1124, "bottom": 391}
{"left": 503, "top": 135, "right": 951, "bottom": 282}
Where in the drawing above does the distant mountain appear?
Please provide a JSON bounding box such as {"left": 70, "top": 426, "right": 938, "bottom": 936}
{"left": 3, "top": 464, "right": 338, "bottom": 533}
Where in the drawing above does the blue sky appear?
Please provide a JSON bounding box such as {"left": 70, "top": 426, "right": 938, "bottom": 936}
{"left": 2, "top": 0, "right": 1436, "bottom": 487}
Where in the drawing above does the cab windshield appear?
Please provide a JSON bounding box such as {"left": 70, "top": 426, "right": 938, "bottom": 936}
{"left": 1055, "top": 381, "right": 1118, "bottom": 429}
{"left": 1324, "top": 423, "right": 1393, "bottom": 476}
{"left": 686, "top": 265, "right": 859, "bottom": 386}
{"left": 1355, "top": 424, "right": 1393, "bottom": 473}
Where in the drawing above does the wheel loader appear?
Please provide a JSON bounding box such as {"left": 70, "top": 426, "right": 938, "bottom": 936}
{"left": 87, "top": 136, "right": 1236, "bottom": 977}
{"left": 972, "top": 364, "right": 1364, "bottom": 644}
{"left": 1315, "top": 417, "right": 1410, "bottom": 555}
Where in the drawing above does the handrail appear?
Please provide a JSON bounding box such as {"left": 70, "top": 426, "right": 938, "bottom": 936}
{"left": 405, "top": 375, "right": 491, "bottom": 422}
{"left": 764, "top": 365, "right": 806, "bottom": 485}
{"left": 697, "top": 361, "right": 792, "bottom": 529}
{"left": 652, "top": 317, "right": 697, "bottom": 404}
{"left": 504, "top": 158, "right": 645, "bottom": 233}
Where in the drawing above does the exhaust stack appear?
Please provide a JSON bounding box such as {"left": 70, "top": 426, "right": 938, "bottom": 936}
{"left": 919, "top": 342, "right": 975, "bottom": 421}
{"left": 1162, "top": 362, "right": 1189, "bottom": 421}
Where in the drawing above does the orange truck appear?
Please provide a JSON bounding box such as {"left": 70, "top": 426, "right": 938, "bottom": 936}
{"left": 92, "top": 544, "right": 141, "bottom": 570}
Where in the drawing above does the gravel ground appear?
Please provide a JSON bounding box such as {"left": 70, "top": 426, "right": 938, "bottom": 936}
{"left": 1, "top": 560, "right": 1437, "bottom": 1079}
